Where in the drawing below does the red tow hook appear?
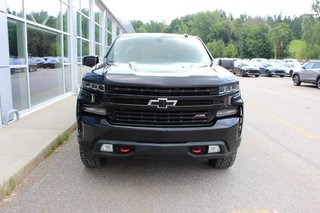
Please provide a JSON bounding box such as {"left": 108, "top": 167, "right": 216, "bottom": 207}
{"left": 119, "top": 147, "right": 131, "bottom": 153}
{"left": 191, "top": 147, "right": 202, "bottom": 154}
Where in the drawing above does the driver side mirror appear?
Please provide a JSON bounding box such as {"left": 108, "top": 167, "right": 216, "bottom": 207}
{"left": 83, "top": 56, "right": 99, "bottom": 67}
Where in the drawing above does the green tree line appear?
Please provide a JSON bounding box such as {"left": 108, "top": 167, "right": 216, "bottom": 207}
{"left": 131, "top": 1, "right": 320, "bottom": 59}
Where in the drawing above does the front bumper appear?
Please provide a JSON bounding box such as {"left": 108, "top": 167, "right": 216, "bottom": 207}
{"left": 77, "top": 116, "right": 242, "bottom": 159}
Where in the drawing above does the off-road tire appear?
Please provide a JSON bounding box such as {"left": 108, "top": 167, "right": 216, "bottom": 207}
{"left": 79, "top": 145, "right": 106, "bottom": 168}
{"left": 289, "top": 70, "right": 293, "bottom": 77}
{"left": 208, "top": 153, "right": 237, "bottom": 169}
{"left": 293, "top": 74, "right": 301, "bottom": 86}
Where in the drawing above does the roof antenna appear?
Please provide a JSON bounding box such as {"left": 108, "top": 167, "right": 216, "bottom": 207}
{"left": 184, "top": 32, "right": 188, "bottom": 37}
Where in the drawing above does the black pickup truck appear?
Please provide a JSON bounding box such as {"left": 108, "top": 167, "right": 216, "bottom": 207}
{"left": 77, "top": 33, "right": 244, "bottom": 169}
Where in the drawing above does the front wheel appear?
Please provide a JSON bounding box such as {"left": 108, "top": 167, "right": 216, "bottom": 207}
{"left": 289, "top": 70, "right": 293, "bottom": 77}
{"left": 317, "top": 78, "right": 320, "bottom": 89}
{"left": 280, "top": 75, "right": 285, "bottom": 78}
{"left": 79, "top": 145, "right": 106, "bottom": 168}
{"left": 293, "top": 75, "right": 301, "bottom": 86}
{"left": 255, "top": 74, "right": 259, "bottom": 77}
{"left": 208, "top": 153, "right": 237, "bottom": 169}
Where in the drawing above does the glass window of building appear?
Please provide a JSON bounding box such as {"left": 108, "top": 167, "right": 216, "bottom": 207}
{"left": 81, "top": 0, "right": 89, "bottom": 11}
{"left": 117, "top": 27, "right": 120, "bottom": 36}
{"left": 77, "top": 12, "right": 81, "bottom": 36}
{"left": 8, "top": 19, "right": 29, "bottom": 111}
{"left": 77, "top": 38, "right": 82, "bottom": 63}
{"left": 6, "top": 0, "right": 24, "bottom": 18}
{"left": 63, "top": 35, "right": 70, "bottom": 63}
{"left": 106, "top": 16, "right": 112, "bottom": 32}
{"left": 95, "top": 24, "right": 102, "bottom": 43}
{"left": 26, "top": 0, "right": 61, "bottom": 30}
{"left": 8, "top": 19, "right": 26, "bottom": 65}
{"left": 95, "top": 44, "right": 103, "bottom": 58}
{"left": 107, "top": 32, "right": 112, "bottom": 46}
{"left": 94, "top": 3, "right": 103, "bottom": 25}
{"left": 27, "top": 25, "right": 64, "bottom": 106}
{"left": 81, "top": 15, "right": 89, "bottom": 39}
{"left": 11, "top": 68, "right": 29, "bottom": 111}
{"left": 64, "top": 65, "right": 72, "bottom": 92}
{"left": 73, "top": 0, "right": 80, "bottom": 9}
{"left": 62, "top": 3, "right": 69, "bottom": 33}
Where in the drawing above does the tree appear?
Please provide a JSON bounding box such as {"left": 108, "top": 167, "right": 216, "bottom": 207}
{"left": 189, "top": 11, "right": 224, "bottom": 43}
{"left": 223, "top": 43, "right": 238, "bottom": 58}
{"left": 312, "top": 0, "right": 320, "bottom": 18}
{"left": 242, "top": 23, "right": 273, "bottom": 58}
{"left": 270, "top": 23, "right": 292, "bottom": 58}
{"left": 206, "top": 40, "right": 225, "bottom": 58}
{"left": 302, "top": 15, "right": 320, "bottom": 58}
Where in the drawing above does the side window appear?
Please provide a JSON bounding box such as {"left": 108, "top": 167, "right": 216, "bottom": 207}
{"left": 313, "top": 62, "right": 320, "bottom": 69}
{"left": 304, "top": 62, "right": 315, "bottom": 69}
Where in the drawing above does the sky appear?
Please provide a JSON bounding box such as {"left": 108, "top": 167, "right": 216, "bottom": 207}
{"left": 104, "top": 0, "right": 314, "bottom": 23}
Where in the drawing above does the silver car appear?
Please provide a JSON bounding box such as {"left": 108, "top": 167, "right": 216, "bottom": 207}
{"left": 292, "top": 61, "right": 320, "bottom": 89}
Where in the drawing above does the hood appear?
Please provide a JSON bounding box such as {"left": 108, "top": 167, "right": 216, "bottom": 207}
{"left": 101, "top": 63, "right": 237, "bottom": 87}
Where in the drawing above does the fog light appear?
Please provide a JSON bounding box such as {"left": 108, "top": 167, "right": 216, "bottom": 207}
{"left": 100, "top": 144, "right": 113, "bottom": 152}
{"left": 83, "top": 107, "right": 107, "bottom": 115}
{"left": 216, "top": 109, "right": 238, "bottom": 117}
{"left": 208, "top": 145, "right": 221, "bottom": 153}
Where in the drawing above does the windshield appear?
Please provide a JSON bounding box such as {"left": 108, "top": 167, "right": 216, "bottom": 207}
{"left": 106, "top": 35, "right": 212, "bottom": 64}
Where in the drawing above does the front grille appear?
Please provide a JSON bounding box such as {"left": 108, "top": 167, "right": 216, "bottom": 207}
{"left": 110, "top": 97, "right": 223, "bottom": 106}
{"left": 105, "top": 85, "right": 224, "bottom": 127}
{"left": 107, "top": 110, "right": 215, "bottom": 127}
{"left": 107, "top": 86, "right": 219, "bottom": 96}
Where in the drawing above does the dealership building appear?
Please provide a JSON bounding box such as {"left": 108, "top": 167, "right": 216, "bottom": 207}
{"left": 0, "top": 0, "right": 134, "bottom": 126}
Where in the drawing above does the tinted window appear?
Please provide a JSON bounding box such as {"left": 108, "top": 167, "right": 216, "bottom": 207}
{"left": 106, "top": 35, "right": 211, "bottom": 64}
{"left": 313, "top": 62, "right": 320, "bottom": 68}
{"left": 305, "top": 62, "right": 315, "bottom": 69}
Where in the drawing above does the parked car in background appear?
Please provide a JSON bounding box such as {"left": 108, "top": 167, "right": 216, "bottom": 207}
{"left": 233, "top": 60, "right": 260, "bottom": 77}
{"left": 28, "top": 58, "right": 38, "bottom": 72}
{"left": 41, "top": 57, "right": 61, "bottom": 69}
{"left": 32, "top": 57, "right": 45, "bottom": 68}
{"left": 282, "top": 63, "right": 302, "bottom": 77}
{"left": 259, "top": 62, "right": 286, "bottom": 77}
{"left": 250, "top": 58, "right": 268, "bottom": 68}
{"left": 283, "top": 58, "right": 301, "bottom": 66}
{"left": 218, "top": 58, "right": 235, "bottom": 72}
{"left": 292, "top": 60, "right": 320, "bottom": 89}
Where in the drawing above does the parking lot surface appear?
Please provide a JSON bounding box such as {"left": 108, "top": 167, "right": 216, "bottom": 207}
{"left": 1, "top": 76, "right": 320, "bottom": 213}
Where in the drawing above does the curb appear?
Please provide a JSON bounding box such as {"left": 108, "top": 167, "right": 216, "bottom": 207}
{"left": 0, "top": 123, "right": 76, "bottom": 200}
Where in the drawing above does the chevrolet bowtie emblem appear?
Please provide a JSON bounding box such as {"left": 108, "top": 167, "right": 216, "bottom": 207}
{"left": 147, "top": 98, "right": 178, "bottom": 109}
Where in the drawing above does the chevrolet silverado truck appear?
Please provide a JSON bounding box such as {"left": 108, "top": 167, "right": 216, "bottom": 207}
{"left": 77, "top": 33, "right": 244, "bottom": 169}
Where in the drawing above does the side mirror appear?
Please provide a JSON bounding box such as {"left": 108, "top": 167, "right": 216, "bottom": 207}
{"left": 83, "top": 56, "right": 99, "bottom": 67}
{"left": 301, "top": 66, "right": 305, "bottom": 70}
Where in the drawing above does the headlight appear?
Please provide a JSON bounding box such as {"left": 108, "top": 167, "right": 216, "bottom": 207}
{"left": 82, "top": 80, "right": 105, "bottom": 92}
{"left": 219, "top": 83, "right": 239, "bottom": 95}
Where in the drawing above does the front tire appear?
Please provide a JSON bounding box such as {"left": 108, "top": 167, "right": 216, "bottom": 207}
{"left": 317, "top": 78, "right": 320, "bottom": 89}
{"left": 293, "top": 74, "right": 301, "bottom": 86}
{"left": 79, "top": 145, "right": 106, "bottom": 168}
{"left": 289, "top": 70, "right": 293, "bottom": 77}
{"left": 208, "top": 153, "right": 237, "bottom": 169}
